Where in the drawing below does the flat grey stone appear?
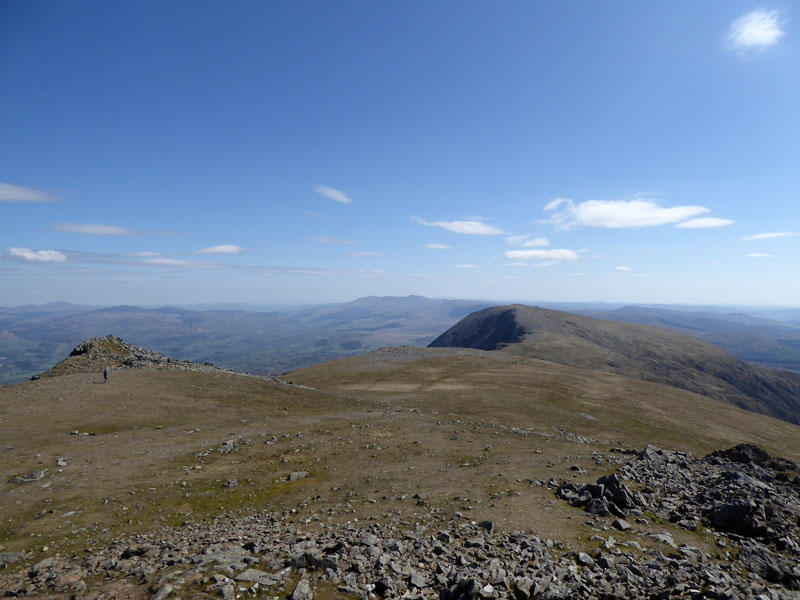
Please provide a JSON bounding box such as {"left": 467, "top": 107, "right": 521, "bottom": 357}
{"left": 236, "top": 568, "right": 281, "bottom": 586}
{"left": 292, "top": 578, "right": 313, "bottom": 600}
{"left": 0, "top": 551, "right": 24, "bottom": 565}
{"left": 612, "top": 518, "right": 630, "bottom": 531}
{"left": 152, "top": 583, "right": 173, "bottom": 600}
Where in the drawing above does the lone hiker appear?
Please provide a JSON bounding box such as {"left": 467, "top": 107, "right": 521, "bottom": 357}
{"left": 103, "top": 367, "right": 108, "bottom": 383}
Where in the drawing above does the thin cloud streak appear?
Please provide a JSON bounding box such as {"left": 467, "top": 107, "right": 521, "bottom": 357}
{"left": 412, "top": 216, "right": 507, "bottom": 235}
{"left": 313, "top": 236, "right": 356, "bottom": 245}
{"left": 0, "top": 182, "right": 60, "bottom": 203}
{"left": 143, "top": 258, "right": 192, "bottom": 266}
{"left": 741, "top": 232, "right": 799, "bottom": 241}
{"left": 188, "top": 245, "right": 245, "bottom": 255}
{"left": 504, "top": 248, "right": 580, "bottom": 261}
{"left": 523, "top": 237, "right": 550, "bottom": 247}
{"left": 52, "top": 223, "right": 135, "bottom": 236}
{"left": 314, "top": 185, "right": 353, "bottom": 204}
{"left": 676, "top": 217, "right": 734, "bottom": 229}
{"left": 505, "top": 234, "right": 530, "bottom": 245}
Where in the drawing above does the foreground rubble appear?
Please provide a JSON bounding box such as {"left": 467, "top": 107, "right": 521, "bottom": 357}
{"left": 3, "top": 443, "right": 800, "bottom": 599}
{"left": 557, "top": 443, "right": 800, "bottom": 598}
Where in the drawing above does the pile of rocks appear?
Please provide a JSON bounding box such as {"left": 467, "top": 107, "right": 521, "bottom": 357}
{"left": 559, "top": 443, "right": 800, "bottom": 593}
{"left": 32, "top": 336, "right": 263, "bottom": 380}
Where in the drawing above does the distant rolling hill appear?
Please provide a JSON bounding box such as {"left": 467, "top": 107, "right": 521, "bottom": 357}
{"left": 429, "top": 304, "right": 800, "bottom": 425}
{"left": 0, "top": 296, "right": 491, "bottom": 384}
{"left": 578, "top": 305, "right": 800, "bottom": 374}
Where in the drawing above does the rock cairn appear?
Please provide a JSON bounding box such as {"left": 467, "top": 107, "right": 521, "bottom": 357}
{"left": 31, "top": 335, "right": 265, "bottom": 380}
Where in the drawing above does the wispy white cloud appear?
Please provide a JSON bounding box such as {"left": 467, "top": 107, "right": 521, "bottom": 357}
{"left": 0, "top": 182, "right": 60, "bottom": 203}
{"left": 313, "top": 236, "right": 356, "bottom": 245}
{"left": 505, "top": 234, "right": 530, "bottom": 245}
{"left": 142, "top": 257, "right": 191, "bottom": 266}
{"left": 314, "top": 185, "right": 353, "bottom": 204}
{"left": 505, "top": 262, "right": 528, "bottom": 267}
{"left": 349, "top": 251, "right": 384, "bottom": 256}
{"left": 727, "top": 9, "right": 784, "bottom": 53}
{"left": 454, "top": 264, "right": 478, "bottom": 269}
{"left": 52, "top": 223, "right": 135, "bottom": 236}
{"left": 741, "top": 232, "right": 799, "bottom": 241}
{"left": 188, "top": 244, "right": 245, "bottom": 255}
{"left": 746, "top": 253, "right": 774, "bottom": 258}
{"left": 412, "top": 216, "right": 507, "bottom": 235}
{"left": 124, "top": 251, "right": 162, "bottom": 257}
{"left": 614, "top": 265, "right": 632, "bottom": 271}
{"left": 570, "top": 272, "right": 585, "bottom": 277}
{"left": 675, "top": 217, "right": 735, "bottom": 229}
{"left": 425, "top": 243, "right": 453, "bottom": 250}
{"left": 542, "top": 197, "right": 709, "bottom": 230}
{"left": 532, "top": 261, "right": 558, "bottom": 268}
{"left": 8, "top": 247, "right": 67, "bottom": 263}
{"left": 523, "top": 237, "right": 550, "bottom": 247}
{"left": 504, "top": 248, "right": 580, "bottom": 262}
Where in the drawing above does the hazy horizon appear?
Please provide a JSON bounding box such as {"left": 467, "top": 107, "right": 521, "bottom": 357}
{"left": 4, "top": 295, "right": 800, "bottom": 313}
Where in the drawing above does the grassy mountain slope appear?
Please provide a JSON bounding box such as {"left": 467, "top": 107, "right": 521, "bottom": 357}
{"left": 582, "top": 305, "right": 800, "bottom": 373}
{"left": 428, "top": 304, "right": 800, "bottom": 424}
{"left": 4, "top": 338, "right": 800, "bottom": 574}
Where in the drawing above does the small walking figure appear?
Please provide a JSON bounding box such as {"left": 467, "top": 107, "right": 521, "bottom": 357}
{"left": 103, "top": 367, "right": 108, "bottom": 384}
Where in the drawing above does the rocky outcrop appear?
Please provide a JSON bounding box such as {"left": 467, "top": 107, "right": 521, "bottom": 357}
{"left": 558, "top": 443, "right": 800, "bottom": 592}
{"left": 31, "top": 335, "right": 247, "bottom": 379}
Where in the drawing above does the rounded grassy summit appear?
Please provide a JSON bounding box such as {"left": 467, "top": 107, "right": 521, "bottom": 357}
{"left": 429, "top": 304, "right": 800, "bottom": 424}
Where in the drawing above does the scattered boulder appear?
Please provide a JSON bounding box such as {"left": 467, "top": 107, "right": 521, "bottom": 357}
{"left": 288, "top": 471, "right": 309, "bottom": 482}
{"left": 8, "top": 469, "right": 48, "bottom": 484}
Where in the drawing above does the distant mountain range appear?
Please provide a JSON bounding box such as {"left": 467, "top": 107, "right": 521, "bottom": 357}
{"left": 2, "top": 295, "right": 800, "bottom": 387}
{"left": 429, "top": 304, "right": 800, "bottom": 425}
{"left": 0, "top": 296, "right": 490, "bottom": 384}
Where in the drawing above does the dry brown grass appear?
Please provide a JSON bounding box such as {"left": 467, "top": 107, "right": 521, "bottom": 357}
{"left": 2, "top": 347, "right": 799, "bottom": 565}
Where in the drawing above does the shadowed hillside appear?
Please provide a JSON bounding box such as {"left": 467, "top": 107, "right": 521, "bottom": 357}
{"left": 429, "top": 304, "right": 800, "bottom": 425}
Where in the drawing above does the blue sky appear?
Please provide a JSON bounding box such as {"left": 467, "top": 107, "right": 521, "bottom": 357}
{"left": 2, "top": 1, "right": 799, "bottom": 306}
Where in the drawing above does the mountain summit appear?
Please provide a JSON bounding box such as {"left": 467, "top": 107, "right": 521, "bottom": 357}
{"left": 31, "top": 335, "right": 222, "bottom": 379}
{"left": 429, "top": 304, "right": 800, "bottom": 424}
